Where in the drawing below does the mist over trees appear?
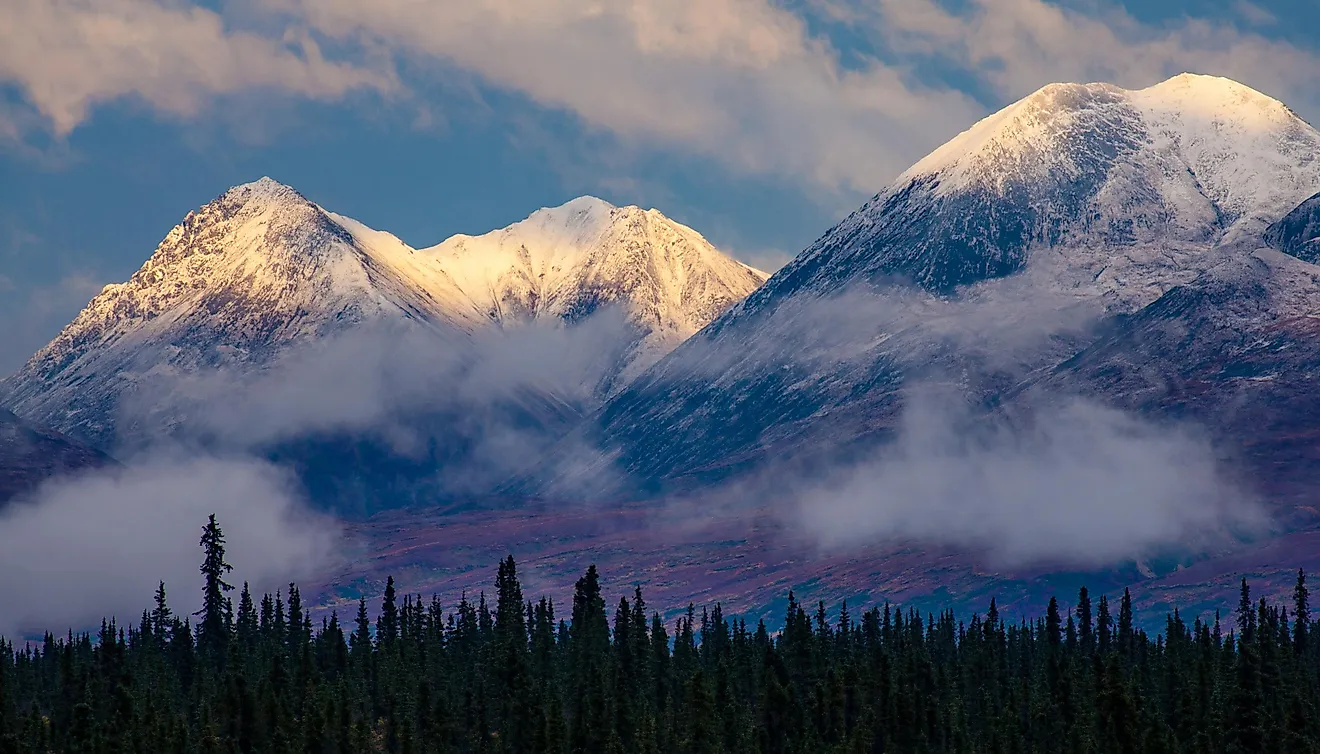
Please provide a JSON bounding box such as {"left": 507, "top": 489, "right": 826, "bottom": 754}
{"left": 0, "top": 517, "right": 1317, "bottom": 752}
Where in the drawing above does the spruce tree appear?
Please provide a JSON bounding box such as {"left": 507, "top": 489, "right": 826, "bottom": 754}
{"left": 196, "top": 514, "right": 234, "bottom": 659}
{"left": 1293, "top": 569, "right": 1309, "bottom": 656}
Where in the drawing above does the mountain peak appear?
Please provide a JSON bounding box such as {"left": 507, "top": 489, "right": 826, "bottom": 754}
{"left": 221, "top": 176, "right": 308, "bottom": 207}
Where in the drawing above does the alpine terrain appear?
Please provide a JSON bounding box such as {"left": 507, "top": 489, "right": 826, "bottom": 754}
{"left": 553, "top": 73, "right": 1320, "bottom": 500}
{"left": 0, "top": 408, "right": 109, "bottom": 505}
{"left": 0, "top": 180, "right": 765, "bottom": 509}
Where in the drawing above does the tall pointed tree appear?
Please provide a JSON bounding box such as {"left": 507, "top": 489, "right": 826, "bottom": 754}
{"left": 196, "top": 514, "right": 234, "bottom": 658}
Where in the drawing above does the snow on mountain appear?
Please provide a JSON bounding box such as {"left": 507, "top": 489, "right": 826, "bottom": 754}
{"left": 751, "top": 73, "right": 1320, "bottom": 315}
{"left": 0, "top": 178, "right": 486, "bottom": 447}
{"left": 422, "top": 196, "right": 768, "bottom": 385}
{"left": 0, "top": 180, "right": 764, "bottom": 454}
{"left": 559, "top": 73, "right": 1320, "bottom": 494}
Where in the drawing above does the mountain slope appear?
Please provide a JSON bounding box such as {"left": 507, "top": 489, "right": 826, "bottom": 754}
{"left": 0, "top": 178, "right": 485, "bottom": 448}
{"left": 0, "top": 181, "right": 765, "bottom": 510}
{"left": 0, "top": 409, "right": 110, "bottom": 504}
{"left": 423, "top": 196, "right": 767, "bottom": 386}
{"left": 1021, "top": 248, "right": 1320, "bottom": 513}
{"left": 559, "top": 73, "right": 1320, "bottom": 493}
{"left": 1265, "top": 190, "right": 1320, "bottom": 261}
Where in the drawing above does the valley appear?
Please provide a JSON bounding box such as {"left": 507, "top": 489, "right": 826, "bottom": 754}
{"left": 5, "top": 72, "right": 1320, "bottom": 641}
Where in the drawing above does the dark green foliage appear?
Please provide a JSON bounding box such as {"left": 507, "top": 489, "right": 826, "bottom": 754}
{"left": 1, "top": 520, "right": 1319, "bottom": 752}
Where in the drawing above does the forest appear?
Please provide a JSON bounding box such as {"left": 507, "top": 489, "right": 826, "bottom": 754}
{"left": 0, "top": 515, "right": 1316, "bottom": 753}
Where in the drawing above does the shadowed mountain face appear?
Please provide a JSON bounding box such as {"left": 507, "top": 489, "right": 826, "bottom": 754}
{"left": 1022, "top": 249, "right": 1320, "bottom": 516}
{"left": 543, "top": 74, "right": 1320, "bottom": 499}
{"left": 0, "top": 409, "right": 110, "bottom": 504}
{"left": 1266, "top": 190, "right": 1320, "bottom": 262}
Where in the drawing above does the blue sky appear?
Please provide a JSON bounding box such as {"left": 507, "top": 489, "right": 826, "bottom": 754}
{"left": 1, "top": 0, "right": 1318, "bottom": 372}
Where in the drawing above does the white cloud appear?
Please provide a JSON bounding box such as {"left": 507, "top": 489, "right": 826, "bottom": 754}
{"left": 3, "top": 0, "right": 1317, "bottom": 193}
{"left": 870, "top": 0, "right": 1319, "bottom": 116}
{"left": 791, "top": 390, "right": 1269, "bottom": 568}
{"left": 253, "top": 0, "right": 984, "bottom": 194}
{"left": 0, "top": 0, "right": 393, "bottom": 136}
{"left": 0, "top": 456, "right": 342, "bottom": 637}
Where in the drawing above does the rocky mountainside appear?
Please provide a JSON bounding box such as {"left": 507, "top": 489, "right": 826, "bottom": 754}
{"left": 1020, "top": 248, "right": 1320, "bottom": 512}
{"left": 1265, "top": 190, "right": 1320, "bottom": 261}
{"left": 0, "top": 181, "right": 765, "bottom": 454}
{"left": 423, "top": 196, "right": 767, "bottom": 387}
{"left": 0, "top": 409, "right": 110, "bottom": 504}
{"left": 553, "top": 73, "right": 1320, "bottom": 495}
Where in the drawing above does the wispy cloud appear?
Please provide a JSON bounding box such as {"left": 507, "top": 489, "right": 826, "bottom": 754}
{"left": 1233, "top": 1, "right": 1278, "bottom": 28}
{"left": 0, "top": 0, "right": 393, "bottom": 137}
{"left": 869, "top": 0, "right": 1318, "bottom": 112}
{"left": 2, "top": 0, "right": 1317, "bottom": 193}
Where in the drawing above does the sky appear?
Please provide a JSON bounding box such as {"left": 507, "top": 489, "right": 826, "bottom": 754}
{"left": 1, "top": 0, "right": 1319, "bottom": 373}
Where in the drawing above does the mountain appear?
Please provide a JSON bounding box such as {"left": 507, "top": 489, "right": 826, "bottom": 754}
{"left": 422, "top": 196, "right": 767, "bottom": 388}
{"left": 1021, "top": 248, "right": 1320, "bottom": 512}
{"left": 0, "top": 178, "right": 487, "bottom": 449}
{"left": 0, "top": 180, "right": 764, "bottom": 510}
{"left": 554, "top": 73, "right": 1320, "bottom": 493}
{"left": 1265, "top": 190, "right": 1320, "bottom": 261}
{"left": 0, "top": 409, "right": 110, "bottom": 504}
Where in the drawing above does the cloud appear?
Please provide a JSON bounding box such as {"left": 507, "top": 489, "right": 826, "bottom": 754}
{"left": 258, "top": 0, "right": 1320, "bottom": 193}
{"left": 111, "top": 313, "right": 637, "bottom": 504}
{"left": 0, "top": 0, "right": 393, "bottom": 136}
{"left": 0, "top": 455, "right": 342, "bottom": 637}
{"left": 6, "top": 1, "right": 1316, "bottom": 194}
{"left": 869, "top": 0, "right": 1320, "bottom": 115}
{"left": 1233, "top": 1, "right": 1278, "bottom": 28}
{"left": 254, "top": 0, "right": 984, "bottom": 193}
{"left": 786, "top": 388, "right": 1269, "bottom": 568}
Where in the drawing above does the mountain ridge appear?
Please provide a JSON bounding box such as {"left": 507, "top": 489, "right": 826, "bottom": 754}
{"left": 551, "top": 72, "right": 1320, "bottom": 498}
{"left": 0, "top": 180, "right": 767, "bottom": 453}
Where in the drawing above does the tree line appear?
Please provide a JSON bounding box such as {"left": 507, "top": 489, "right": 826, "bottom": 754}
{"left": 1, "top": 514, "right": 1317, "bottom": 752}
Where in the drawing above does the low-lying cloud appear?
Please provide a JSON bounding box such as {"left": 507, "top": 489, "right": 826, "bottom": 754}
{"left": 0, "top": 455, "right": 342, "bottom": 638}
{"left": 786, "top": 388, "right": 1268, "bottom": 568}
{"left": 111, "top": 311, "right": 639, "bottom": 504}
{"left": 638, "top": 273, "right": 1270, "bottom": 568}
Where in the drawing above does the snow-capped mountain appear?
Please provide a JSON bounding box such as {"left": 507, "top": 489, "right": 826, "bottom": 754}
{"left": 0, "top": 180, "right": 765, "bottom": 458}
{"left": 746, "top": 74, "right": 1319, "bottom": 315}
{"left": 423, "top": 196, "right": 767, "bottom": 386}
{"left": 0, "top": 178, "right": 486, "bottom": 448}
{"left": 555, "top": 73, "right": 1320, "bottom": 494}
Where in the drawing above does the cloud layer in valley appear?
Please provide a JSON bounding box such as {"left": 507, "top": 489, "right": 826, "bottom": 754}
{"left": 110, "top": 311, "right": 639, "bottom": 503}
{"left": 0, "top": 456, "right": 342, "bottom": 637}
{"left": 650, "top": 278, "right": 1269, "bottom": 568}
{"left": 786, "top": 389, "right": 1269, "bottom": 568}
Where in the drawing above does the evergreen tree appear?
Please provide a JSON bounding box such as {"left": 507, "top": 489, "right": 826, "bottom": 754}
{"left": 196, "top": 514, "right": 234, "bottom": 658}
{"left": 2, "top": 521, "right": 1318, "bottom": 754}
{"left": 1293, "top": 569, "right": 1309, "bottom": 656}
